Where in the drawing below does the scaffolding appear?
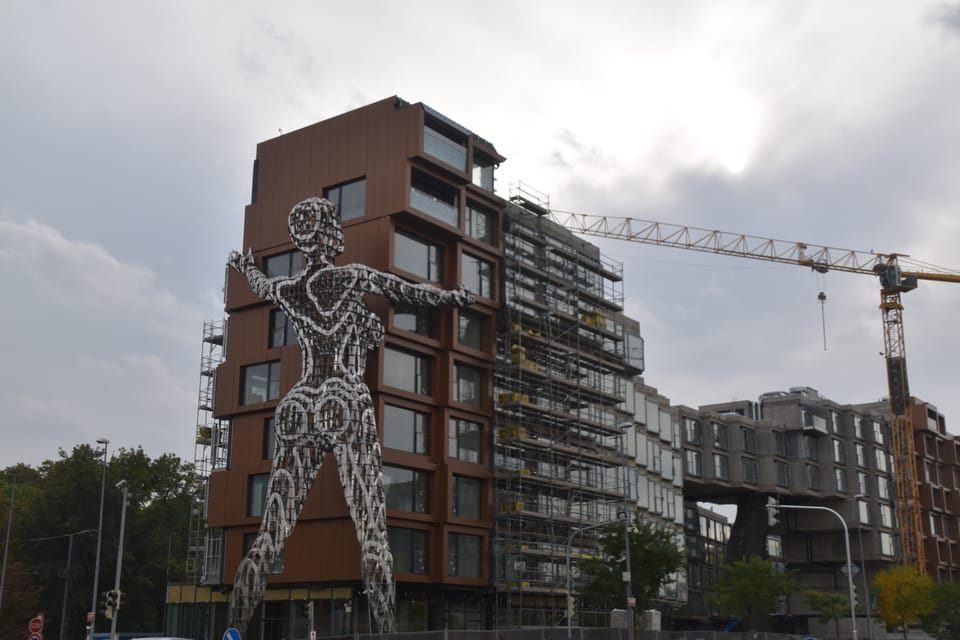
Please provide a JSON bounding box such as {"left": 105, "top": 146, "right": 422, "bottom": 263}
{"left": 495, "top": 183, "right": 637, "bottom": 627}
{"left": 185, "top": 318, "right": 229, "bottom": 584}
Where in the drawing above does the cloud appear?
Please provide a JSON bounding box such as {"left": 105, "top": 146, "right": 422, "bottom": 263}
{"left": 0, "top": 216, "right": 204, "bottom": 467}
{"left": 931, "top": 2, "right": 960, "bottom": 35}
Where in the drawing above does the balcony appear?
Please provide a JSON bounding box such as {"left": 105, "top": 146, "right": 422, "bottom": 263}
{"left": 410, "top": 169, "right": 460, "bottom": 227}
{"left": 423, "top": 126, "right": 467, "bottom": 171}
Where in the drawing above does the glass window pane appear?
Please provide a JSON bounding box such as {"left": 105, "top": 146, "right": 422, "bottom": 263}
{"left": 454, "top": 363, "right": 482, "bottom": 406}
{"left": 394, "top": 232, "right": 442, "bottom": 282}
{"left": 248, "top": 473, "right": 269, "bottom": 517}
{"left": 458, "top": 311, "right": 485, "bottom": 350}
{"left": 384, "top": 348, "right": 432, "bottom": 395}
{"left": 241, "top": 361, "right": 280, "bottom": 405}
{"left": 383, "top": 405, "right": 430, "bottom": 455}
{"left": 449, "top": 418, "right": 481, "bottom": 463}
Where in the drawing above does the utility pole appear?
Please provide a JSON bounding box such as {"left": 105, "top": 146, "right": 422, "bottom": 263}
{"left": 88, "top": 438, "right": 110, "bottom": 640}
{"left": 110, "top": 480, "right": 128, "bottom": 640}
{"left": 0, "top": 471, "right": 16, "bottom": 617}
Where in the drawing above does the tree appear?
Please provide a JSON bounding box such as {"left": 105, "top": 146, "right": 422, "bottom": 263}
{"left": 920, "top": 582, "right": 960, "bottom": 640}
{"left": 806, "top": 589, "right": 850, "bottom": 640}
{"left": 712, "top": 555, "right": 795, "bottom": 631}
{"left": 579, "top": 515, "right": 685, "bottom": 613}
{"left": 873, "top": 564, "right": 933, "bottom": 640}
{"left": 1, "top": 445, "right": 196, "bottom": 640}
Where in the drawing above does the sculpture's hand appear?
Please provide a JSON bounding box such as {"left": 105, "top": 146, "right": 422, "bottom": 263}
{"left": 451, "top": 285, "right": 476, "bottom": 307}
{"left": 228, "top": 249, "right": 256, "bottom": 272}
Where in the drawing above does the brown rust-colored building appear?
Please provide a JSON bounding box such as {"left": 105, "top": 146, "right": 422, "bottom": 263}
{"left": 177, "top": 97, "right": 506, "bottom": 636}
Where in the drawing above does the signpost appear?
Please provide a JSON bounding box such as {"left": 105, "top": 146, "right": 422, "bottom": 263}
{"left": 223, "top": 628, "right": 241, "bottom": 640}
{"left": 28, "top": 612, "right": 44, "bottom": 640}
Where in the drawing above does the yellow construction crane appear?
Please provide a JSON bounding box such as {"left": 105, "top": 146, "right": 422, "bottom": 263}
{"left": 548, "top": 208, "right": 960, "bottom": 573}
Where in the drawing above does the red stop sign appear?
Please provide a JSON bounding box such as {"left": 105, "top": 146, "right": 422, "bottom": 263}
{"left": 29, "top": 615, "right": 44, "bottom": 634}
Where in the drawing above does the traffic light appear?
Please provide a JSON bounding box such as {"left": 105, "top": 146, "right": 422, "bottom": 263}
{"left": 101, "top": 589, "right": 121, "bottom": 619}
{"left": 766, "top": 496, "right": 780, "bottom": 527}
{"left": 302, "top": 600, "right": 314, "bottom": 629}
{"left": 851, "top": 582, "right": 858, "bottom": 610}
{"left": 100, "top": 591, "right": 114, "bottom": 620}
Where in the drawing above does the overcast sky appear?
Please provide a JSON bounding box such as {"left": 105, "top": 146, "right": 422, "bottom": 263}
{"left": 2, "top": 2, "right": 959, "bottom": 469}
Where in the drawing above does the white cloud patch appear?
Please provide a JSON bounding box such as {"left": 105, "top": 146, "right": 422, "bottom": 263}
{"left": 0, "top": 216, "right": 203, "bottom": 467}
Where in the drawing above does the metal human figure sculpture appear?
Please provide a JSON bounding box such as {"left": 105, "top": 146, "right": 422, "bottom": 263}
{"left": 227, "top": 197, "right": 474, "bottom": 633}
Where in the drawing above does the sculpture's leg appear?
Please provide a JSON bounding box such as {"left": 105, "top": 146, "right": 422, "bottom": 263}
{"left": 335, "top": 391, "right": 396, "bottom": 633}
{"left": 229, "top": 395, "right": 331, "bottom": 632}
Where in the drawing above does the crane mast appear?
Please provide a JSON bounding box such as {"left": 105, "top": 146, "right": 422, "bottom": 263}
{"left": 548, "top": 208, "right": 960, "bottom": 573}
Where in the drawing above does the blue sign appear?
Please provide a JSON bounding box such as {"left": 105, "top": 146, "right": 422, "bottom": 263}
{"left": 223, "top": 629, "right": 241, "bottom": 640}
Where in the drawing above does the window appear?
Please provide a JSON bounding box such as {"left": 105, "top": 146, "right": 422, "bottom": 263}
{"left": 742, "top": 458, "right": 758, "bottom": 484}
{"left": 324, "top": 177, "right": 366, "bottom": 221}
{"left": 879, "top": 504, "right": 894, "bottom": 528}
{"left": 383, "top": 405, "right": 430, "bottom": 455}
{"left": 383, "top": 347, "right": 432, "bottom": 395}
{"left": 775, "top": 461, "right": 790, "bottom": 487}
{"left": 241, "top": 361, "right": 281, "bottom": 405}
{"left": 856, "top": 444, "right": 866, "bottom": 467}
{"left": 853, "top": 415, "right": 863, "bottom": 439}
{"left": 880, "top": 532, "right": 895, "bottom": 557}
{"left": 383, "top": 466, "right": 430, "bottom": 513}
{"left": 686, "top": 450, "right": 702, "bottom": 477}
{"left": 461, "top": 253, "right": 493, "bottom": 298}
{"left": 466, "top": 204, "right": 493, "bottom": 243}
{"left": 448, "top": 533, "right": 482, "bottom": 578}
{"left": 741, "top": 428, "right": 757, "bottom": 454}
{"left": 263, "top": 250, "right": 302, "bottom": 277}
{"left": 835, "top": 468, "right": 847, "bottom": 492}
{"left": 858, "top": 500, "right": 871, "bottom": 525}
{"left": 394, "top": 303, "right": 437, "bottom": 338}
{"left": 394, "top": 232, "right": 442, "bottom": 282}
{"left": 872, "top": 420, "right": 885, "bottom": 445}
{"left": 263, "top": 418, "right": 275, "bottom": 459}
{"left": 875, "top": 448, "right": 888, "bottom": 473}
{"left": 453, "top": 475, "right": 482, "bottom": 519}
{"left": 774, "top": 432, "right": 788, "bottom": 457}
{"left": 449, "top": 418, "right": 481, "bottom": 463}
{"left": 857, "top": 471, "right": 868, "bottom": 496}
{"left": 389, "top": 527, "right": 428, "bottom": 575}
{"left": 804, "top": 435, "right": 819, "bottom": 461}
{"left": 411, "top": 169, "right": 459, "bottom": 226}
{"left": 684, "top": 418, "right": 702, "bottom": 445}
{"left": 454, "top": 363, "right": 483, "bottom": 406}
{"left": 269, "top": 309, "right": 296, "bottom": 348}
{"left": 472, "top": 152, "right": 495, "bottom": 191}
{"left": 832, "top": 439, "right": 846, "bottom": 464}
{"left": 878, "top": 477, "right": 890, "bottom": 499}
{"left": 458, "top": 311, "right": 486, "bottom": 351}
{"left": 712, "top": 423, "right": 728, "bottom": 450}
{"left": 248, "top": 473, "right": 270, "bottom": 517}
{"left": 805, "top": 464, "right": 821, "bottom": 490}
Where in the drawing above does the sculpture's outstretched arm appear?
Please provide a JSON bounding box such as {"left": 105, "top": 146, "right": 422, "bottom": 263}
{"left": 228, "top": 249, "right": 285, "bottom": 303}
{"left": 361, "top": 267, "right": 475, "bottom": 307}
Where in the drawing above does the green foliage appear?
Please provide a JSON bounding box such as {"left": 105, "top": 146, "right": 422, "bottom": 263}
{"left": 806, "top": 589, "right": 851, "bottom": 640}
{"left": 578, "top": 515, "right": 685, "bottom": 612}
{"left": 0, "top": 445, "right": 197, "bottom": 640}
{"left": 873, "top": 564, "right": 934, "bottom": 640}
{"left": 712, "top": 555, "right": 795, "bottom": 631}
{"left": 920, "top": 582, "right": 960, "bottom": 640}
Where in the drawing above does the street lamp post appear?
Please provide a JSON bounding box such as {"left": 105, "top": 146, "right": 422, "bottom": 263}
{"left": 853, "top": 494, "right": 873, "bottom": 640}
{"left": 88, "top": 438, "right": 109, "bottom": 640}
{"left": 618, "top": 423, "right": 635, "bottom": 640}
{"left": 566, "top": 515, "right": 627, "bottom": 640}
{"left": 767, "top": 503, "right": 858, "bottom": 640}
{"left": 110, "top": 479, "right": 129, "bottom": 640}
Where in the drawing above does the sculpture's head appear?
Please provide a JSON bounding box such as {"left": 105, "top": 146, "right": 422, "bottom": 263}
{"left": 288, "top": 197, "right": 344, "bottom": 263}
